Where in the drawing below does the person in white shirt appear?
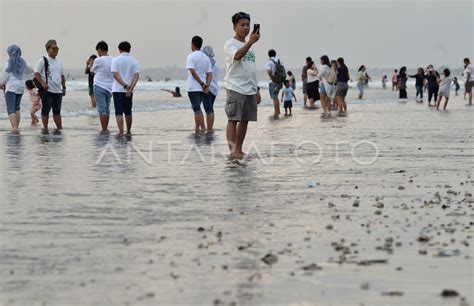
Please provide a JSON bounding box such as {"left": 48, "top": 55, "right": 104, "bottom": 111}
{"left": 186, "top": 36, "right": 212, "bottom": 133}
{"left": 318, "top": 55, "right": 332, "bottom": 117}
{"left": 224, "top": 12, "right": 260, "bottom": 160}
{"left": 436, "top": 68, "right": 453, "bottom": 110}
{"left": 34, "top": 39, "right": 66, "bottom": 131}
{"left": 266, "top": 49, "right": 282, "bottom": 117}
{"left": 464, "top": 58, "right": 473, "bottom": 105}
{"left": 111, "top": 41, "right": 139, "bottom": 135}
{"left": 1, "top": 44, "right": 34, "bottom": 132}
{"left": 202, "top": 45, "right": 219, "bottom": 133}
{"left": 91, "top": 40, "right": 114, "bottom": 133}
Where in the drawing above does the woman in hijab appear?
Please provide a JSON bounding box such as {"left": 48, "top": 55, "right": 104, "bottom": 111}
{"left": 2, "top": 45, "right": 34, "bottom": 132}
{"left": 201, "top": 45, "right": 219, "bottom": 133}
{"left": 398, "top": 66, "right": 408, "bottom": 99}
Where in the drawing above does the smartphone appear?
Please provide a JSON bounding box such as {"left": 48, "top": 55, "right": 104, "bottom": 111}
{"left": 253, "top": 24, "right": 260, "bottom": 34}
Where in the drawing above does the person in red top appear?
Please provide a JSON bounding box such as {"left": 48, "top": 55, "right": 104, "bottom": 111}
{"left": 391, "top": 69, "right": 398, "bottom": 91}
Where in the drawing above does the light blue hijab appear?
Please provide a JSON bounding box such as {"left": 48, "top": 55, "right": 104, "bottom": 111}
{"left": 202, "top": 46, "right": 215, "bottom": 67}
{"left": 6, "top": 44, "right": 26, "bottom": 80}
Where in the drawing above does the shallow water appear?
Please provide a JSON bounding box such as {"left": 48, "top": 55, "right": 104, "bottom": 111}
{"left": 1, "top": 88, "right": 473, "bottom": 306}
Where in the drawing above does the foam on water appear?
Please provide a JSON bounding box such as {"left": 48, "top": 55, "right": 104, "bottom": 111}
{"left": 65, "top": 79, "right": 418, "bottom": 92}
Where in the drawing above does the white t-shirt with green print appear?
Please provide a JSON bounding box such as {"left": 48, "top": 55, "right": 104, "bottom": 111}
{"left": 224, "top": 38, "right": 257, "bottom": 95}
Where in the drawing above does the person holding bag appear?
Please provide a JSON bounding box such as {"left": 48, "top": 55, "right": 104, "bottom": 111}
{"left": 34, "top": 39, "right": 66, "bottom": 132}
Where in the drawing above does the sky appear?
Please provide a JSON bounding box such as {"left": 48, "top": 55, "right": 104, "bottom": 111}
{"left": 0, "top": 0, "right": 473, "bottom": 71}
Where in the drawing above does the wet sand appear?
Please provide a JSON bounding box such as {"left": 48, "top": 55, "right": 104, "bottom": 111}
{"left": 0, "top": 89, "right": 473, "bottom": 306}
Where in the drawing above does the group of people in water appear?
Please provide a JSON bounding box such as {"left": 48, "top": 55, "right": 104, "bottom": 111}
{"left": 378, "top": 59, "right": 474, "bottom": 110}
{"left": 1, "top": 11, "right": 473, "bottom": 158}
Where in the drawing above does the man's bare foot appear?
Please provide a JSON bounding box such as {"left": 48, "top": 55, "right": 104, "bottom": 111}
{"left": 229, "top": 152, "right": 245, "bottom": 160}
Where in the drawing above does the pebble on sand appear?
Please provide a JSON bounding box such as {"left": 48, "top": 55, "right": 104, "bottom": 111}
{"left": 301, "top": 263, "right": 322, "bottom": 271}
{"left": 382, "top": 291, "right": 404, "bottom": 296}
{"left": 440, "top": 289, "right": 459, "bottom": 297}
{"left": 361, "top": 283, "right": 370, "bottom": 290}
{"left": 261, "top": 253, "right": 278, "bottom": 265}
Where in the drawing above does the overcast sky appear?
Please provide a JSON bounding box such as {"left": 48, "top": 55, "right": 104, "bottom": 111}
{"left": 1, "top": 0, "right": 472, "bottom": 71}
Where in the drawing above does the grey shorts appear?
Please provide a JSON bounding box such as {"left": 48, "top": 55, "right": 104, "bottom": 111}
{"left": 225, "top": 89, "right": 257, "bottom": 122}
{"left": 439, "top": 89, "right": 451, "bottom": 98}
{"left": 302, "top": 81, "right": 308, "bottom": 94}
{"left": 466, "top": 81, "right": 474, "bottom": 94}
{"left": 336, "top": 82, "right": 349, "bottom": 97}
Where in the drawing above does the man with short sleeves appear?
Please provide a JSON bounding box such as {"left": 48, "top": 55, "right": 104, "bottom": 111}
{"left": 111, "top": 41, "right": 139, "bottom": 135}
{"left": 186, "top": 36, "right": 212, "bottom": 133}
{"left": 92, "top": 40, "right": 114, "bottom": 133}
{"left": 34, "top": 39, "right": 66, "bottom": 131}
{"left": 224, "top": 12, "right": 260, "bottom": 159}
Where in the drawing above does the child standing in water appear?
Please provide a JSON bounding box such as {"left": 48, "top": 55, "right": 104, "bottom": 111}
{"left": 437, "top": 68, "right": 453, "bottom": 110}
{"left": 281, "top": 80, "right": 297, "bottom": 116}
{"left": 25, "top": 80, "right": 41, "bottom": 125}
{"left": 452, "top": 77, "right": 460, "bottom": 96}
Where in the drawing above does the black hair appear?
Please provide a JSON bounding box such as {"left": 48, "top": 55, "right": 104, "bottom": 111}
{"left": 231, "top": 12, "right": 250, "bottom": 25}
{"left": 443, "top": 68, "right": 450, "bottom": 77}
{"left": 89, "top": 54, "right": 97, "bottom": 60}
{"left": 337, "top": 57, "right": 349, "bottom": 80}
{"left": 320, "top": 55, "right": 330, "bottom": 66}
{"left": 394, "top": 69, "right": 398, "bottom": 72}
{"left": 25, "top": 79, "right": 35, "bottom": 90}
{"left": 464, "top": 58, "right": 470, "bottom": 63}
{"left": 399, "top": 66, "right": 407, "bottom": 78}
{"left": 287, "top": 71, "right": 293, "bottom": 76}
{"left": 306, "top": 56, "right": 312, "bottom": 63}
{"left": 358, "top": 65, "right": 365, "bottom": 72}
{"left": 118, "top": 41, "right": 131, "bottom": 53}
{"left": 192, "top": 36, "right": 203, "bottom": 49}
{"left": 284, "top": 79, "right": 290, "bottom": 85}
{"left": 306, "top": 60, "right": 315, "bottom": 73}
{"left": 418, "top": 67, "right": 424, "bottom": 75}
{"left": 268, "top": 49, "right": 276, "bottom": 58}
{"left": 96, "top": 40, "right": 108, "bottom": 52}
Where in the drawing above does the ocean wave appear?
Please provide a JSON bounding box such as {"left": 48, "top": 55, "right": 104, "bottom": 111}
{"left": 61, "top": 80, "right": 425, "bottom": 92}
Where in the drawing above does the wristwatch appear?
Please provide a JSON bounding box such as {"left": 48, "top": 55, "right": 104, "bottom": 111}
{"left": 123, "top": 84, "right": 128, "bottom": 89}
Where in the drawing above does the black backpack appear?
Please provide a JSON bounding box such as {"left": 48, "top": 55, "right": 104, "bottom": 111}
{"left": 271, "top": 59, "right": 286, "bottom": 83}
{"left": 33, "top": 56, "right": 49, "bottom": 92}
